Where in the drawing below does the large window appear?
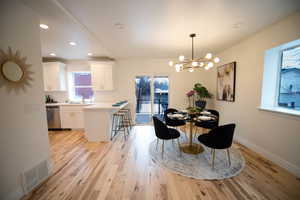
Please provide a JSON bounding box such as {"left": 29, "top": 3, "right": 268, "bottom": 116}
{"left": 69, "top": 72, "right": 94, "bottom": 101}
{"left": 278, "top": 46, "right": 300, "bottom": 110}
{"left": 261, "top": 38, "right": 300, "bottom": 116}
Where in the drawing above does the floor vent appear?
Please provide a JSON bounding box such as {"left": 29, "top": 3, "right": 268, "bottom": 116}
{"left": 21, "top": 160, "right": 50, "bottom": 194}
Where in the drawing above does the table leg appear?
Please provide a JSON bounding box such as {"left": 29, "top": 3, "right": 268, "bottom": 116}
{"left": 179, "top": 121, "right": 204, "bottom": 154}
{"left": 189, "top": 121, "right": 193, "bottom": 147}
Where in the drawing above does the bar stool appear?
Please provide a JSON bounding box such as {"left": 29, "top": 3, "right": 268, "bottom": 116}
{"left": 119, "top": 108, "right": 133, "bottom": 129}
{"left": 111, "top": 111, "right": 129, "bottom": 141}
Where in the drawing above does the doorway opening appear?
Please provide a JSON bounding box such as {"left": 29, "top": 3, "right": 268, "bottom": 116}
{"left": 135, "top": 76, "right": 169, "bottom": 124}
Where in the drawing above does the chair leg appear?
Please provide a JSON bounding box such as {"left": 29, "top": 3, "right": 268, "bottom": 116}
{"left": 110, "top": 115, "right": 115, "bottom": 140}
{"left": 184, "top": 132, "right": 188, "bottom": 141}
{"left": 227, "top": 149, "right": 231, "bottom": 167}
{"left": 162, "top": 140, "right": 165, "bottom": 158}
{"left": 210, "top": 148, "right": 213, "bottom": 155}
{"left": 212, "top": 149, "right": 216, "bottom": 169}
{"left": 156, "top": 138, "right": 159, "bottom": 150}
{"left": 177, "top": 138, "right": 182, "bottom": 157}
{"left": 121, "top": 115, "right": 127, "bottom": 141}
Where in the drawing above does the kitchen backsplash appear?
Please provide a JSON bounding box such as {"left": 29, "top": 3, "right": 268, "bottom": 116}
{"left": 45, "top": 91, "right": 68, "bottom": 103}
{"left": 45, "top": 91, "right": 118, "bottom": 103}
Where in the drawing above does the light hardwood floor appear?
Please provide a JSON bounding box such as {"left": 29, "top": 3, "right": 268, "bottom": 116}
{"left": 25, "top": 126, "right": 300, "bottom": 200}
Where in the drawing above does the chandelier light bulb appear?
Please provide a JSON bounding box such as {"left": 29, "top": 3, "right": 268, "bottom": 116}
{"left": 204, "top": 66, "right": 210, "bottom": 70}
{"left": 199, "top": 62, "right": 204, "bottom": 67}
{"left": 179, "top": 55, "right": 185, "bottom": 61}
{"left": 214, "top": 57, "right": 220, "bottom": 63}
{"left": 169, "top": 61, "right": 174, "bottom": 66}
{"left": 40, "top": 24, "right": 49, "bottom": 29}
{"left": 175, "top": 64, "right": 181, "bottom": 72}
{"left": 188, "top": 68, "right": 194, "bottom": 72}
{"left": 208, "top": 62, "right": 214, "bottom": 68}
{"left": 69, "top": 41, "right": 77, "bottom": 46}
{"left": 192, "top": 61, "right": 198, "bottom": 67}
{"left": 205, "top": 53, "right": 212, "bottom": 59}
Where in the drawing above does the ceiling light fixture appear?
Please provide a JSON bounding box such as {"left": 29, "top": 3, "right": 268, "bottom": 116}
{"left": 50, "top": 53, "right": 56, "bottom": 56}
{"left": 88, "top": 53, "right": 93, "bottom": 56}
{"left": 168, "top": 33, "right": 220, "bottom": 72}
{"left": 232, "top": 22, "right": 243, "bottom": 29}
{"left": 40, "top": 24, "right": 49, "bottom": 29}
{"left": 114, "top": 23, "right": 124, "bottom": 29}
{"left": 69, "top": 42, "right": 77, "bottom": 46}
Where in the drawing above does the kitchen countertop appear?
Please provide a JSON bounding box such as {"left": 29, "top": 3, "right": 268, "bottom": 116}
{"left": 46, "top": 102, "right": 129, "bottom": 110}
{"left": 46, "top": 103, "right": 95, "bottom": 106}
{"left": 83, "top": 102, "right": 128, "bottom": 110}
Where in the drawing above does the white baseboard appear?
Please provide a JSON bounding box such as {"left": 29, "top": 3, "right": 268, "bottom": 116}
{"left": 235, "top": 135, "right": 300, "bottom": 178}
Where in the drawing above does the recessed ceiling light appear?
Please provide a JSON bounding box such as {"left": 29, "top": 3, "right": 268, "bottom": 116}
{"left": 50, "top": 53, "right": 56, "bottom": 56}
{"left": 40, "top": 24, "right": 49, "bottom": 29}
{"left": 69, "top": 42, "right": 77, "bottom": 46}
{"left": 114, "top": 23, "right": 124, "bottom": 29}
{"left": 232, "top": 22, "right": 243, "bottom": 29}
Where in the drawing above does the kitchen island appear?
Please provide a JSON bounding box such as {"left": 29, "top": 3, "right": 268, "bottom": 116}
{"left": 46, "top": 103, "right": 95, "bottom": 129}
{"left": 83, "top": 102, "right": 129, "bottom": 142}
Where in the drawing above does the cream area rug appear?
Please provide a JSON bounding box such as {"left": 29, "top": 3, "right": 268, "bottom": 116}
{"left": 149, "top": 137, "right": 245, "bottom": 180}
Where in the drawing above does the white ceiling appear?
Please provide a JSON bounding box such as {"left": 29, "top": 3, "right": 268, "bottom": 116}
{"left": 23, "top": 0, "right": 300, "bottom": 60}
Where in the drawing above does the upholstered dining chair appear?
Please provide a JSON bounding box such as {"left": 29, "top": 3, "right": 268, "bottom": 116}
{"left": 164, "top": 108, "right": 187, "bottom": 138}
{"left": 153, "top": 116, "right": 181, "bottom": 158}
{"left": 197, "top": 124, "right": 236, "bottom": 169}
{"left": 194, "top": 109, "right": 219, "bottom": 138}
{"left": 164, "top": 108, "right": 186, "bottom": 127}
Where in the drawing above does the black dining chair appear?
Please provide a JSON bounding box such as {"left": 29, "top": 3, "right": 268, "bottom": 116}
{"left": 194, "top": 109, "right": 219, "bottom": 134}
{"left": 197, "top": 124, "right": 236, "bottom": 169}
{"left": 153, "top": 116, "right": 181, "bottom": 158}
{"left": 164, "top": 108, "right": 187, "bottom": 139}
{"left": 164, "top": 108, "right": 186, "bottom": 127}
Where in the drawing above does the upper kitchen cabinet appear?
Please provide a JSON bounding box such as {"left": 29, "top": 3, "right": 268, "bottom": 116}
{"left": 90, "top": 61, "right": 114, "bottom": 91}
{"left": 43, "top": 62, "right": 67, "bottom": 91}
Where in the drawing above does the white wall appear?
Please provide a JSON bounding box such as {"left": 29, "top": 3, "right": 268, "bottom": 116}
{"left": 208, "top": 11, "right": 300, "bottom": 177}
{"left": 0, "top": 1, "right": 50, "bottom": 199}
{"left": 110, "top": 59, "right": 215, "bottom": 116}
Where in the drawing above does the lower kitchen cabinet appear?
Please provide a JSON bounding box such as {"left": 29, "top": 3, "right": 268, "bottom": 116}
{"left": 60, "top": 105, "right": 85, "bottom": 129}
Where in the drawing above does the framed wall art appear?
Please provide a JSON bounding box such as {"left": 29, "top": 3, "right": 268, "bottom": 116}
{"left": 217, "top": 61, "right": 236, "bottom": 102}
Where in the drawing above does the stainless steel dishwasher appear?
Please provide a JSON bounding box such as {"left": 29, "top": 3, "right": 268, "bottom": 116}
{"left": 46, "top": 105, "right": 61, "bottom": 130}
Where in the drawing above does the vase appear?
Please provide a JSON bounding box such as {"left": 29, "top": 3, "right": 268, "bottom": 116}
{"left": 195, "top": 100, "right": 206, "bottom": 110}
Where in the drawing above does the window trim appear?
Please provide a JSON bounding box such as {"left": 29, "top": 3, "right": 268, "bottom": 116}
{"left": 68, "top": 71, "right": 94, "bottom": 101}
{"left": 259, "top": 38, "right": 300, "bottom": 117}
{"left": 277, "top": 45, "right": 300, "bottom": 110}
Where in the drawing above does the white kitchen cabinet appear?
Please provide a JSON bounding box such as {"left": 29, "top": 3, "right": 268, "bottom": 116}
{"left": 43, "top": 62, "right": 66, "bottom": 91}
{"left": 90, "top": 61, "right": 114, "bottom": 91}
{"left": 60, "top": 105, "right": 84, "bottom": 129}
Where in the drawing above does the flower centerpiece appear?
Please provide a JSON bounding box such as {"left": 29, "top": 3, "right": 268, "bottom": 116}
{"left": 186, "top": 90, "right": 195, "bottom": 107}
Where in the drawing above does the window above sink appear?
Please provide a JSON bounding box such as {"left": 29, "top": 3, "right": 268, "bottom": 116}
{"left": 68, "top": 71, "right": 94, "bottom": 102}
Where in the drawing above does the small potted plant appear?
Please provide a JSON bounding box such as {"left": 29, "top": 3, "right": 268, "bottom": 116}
{"left": 193, "top": 83, "right": 212, "bottom": 109}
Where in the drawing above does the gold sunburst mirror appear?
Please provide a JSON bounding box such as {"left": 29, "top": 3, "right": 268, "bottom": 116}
{"left": 0, "top": 47, "right": 34, "bottom": 93}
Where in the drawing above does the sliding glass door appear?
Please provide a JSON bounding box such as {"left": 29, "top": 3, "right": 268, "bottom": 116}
{"left": 135, "top": 76, "right": 152, "bottom": 124}
{"left": 135, "top": 76, "right": 169, "bottom": 124}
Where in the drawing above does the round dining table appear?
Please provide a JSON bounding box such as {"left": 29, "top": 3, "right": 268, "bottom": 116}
{"left": 167, "top": 111, "right": 218, "bottom": 155}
